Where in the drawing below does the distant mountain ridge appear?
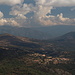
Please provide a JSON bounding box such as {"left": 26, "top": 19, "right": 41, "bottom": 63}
{"left": 0, "top": 26, "right": 51, "bottom": 40}
{"left": 34, "top": 25, "right": 75, "bottom": 38}
{"left": 0, "top": 25, "right": 75, "bottom": 40}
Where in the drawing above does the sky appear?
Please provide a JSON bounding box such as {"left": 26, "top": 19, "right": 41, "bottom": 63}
{"left": 0, "top": 0, "right": 75, "bottom": 27}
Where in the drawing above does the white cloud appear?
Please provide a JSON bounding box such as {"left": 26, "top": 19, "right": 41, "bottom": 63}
{"left": 35, "top": 0, "right": 75, "bottom": 7}
{"left": 0, "top": 11, "right": 4, "bottom": 18}
{"left": 0, "top": 0, "right": 24, "bottom": 6}
{"left": 40, "top": 13, "right": 75, "bottom": 26}
{"left": 0, "top": 19, "right": 7, "bottom": 25}
{"left": 31, "top": 0, "right": 75, "bottom": 26}
{"left": 0, "top": 18, "right": 19, "bottom": 26}
{"left": 0, "top": 0, "right": 75, "bottom": 27}
{"left": 16, "top": 14, "right": 27, "bottom": 19}
{"left": 10, "top": 4, "right": 31, "bottom": 15}
{"left": 50, "top": 0, "right": 75, "bottom": 7}
{"left": 57, "top": 13, "right": 69, "bottom": 21}
{"left": 6, "top": 18, "right": 19, "bottom": 26}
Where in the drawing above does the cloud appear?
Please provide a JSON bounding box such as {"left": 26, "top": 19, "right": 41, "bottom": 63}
{"left": 50, "top": 0, "right": 75, "bottom": 7}
{"left": 40, "top": 13, "right": 75, "bottom": 25}
{"left": 1, "top": 0, "right": 74, "bottom": 7}
{"left": 35, "top": 0, "right": 75, "bottom": 7}
{"left": 0, "top": 0, "right": 24, "bottom": 6}
{"left": 31, "top": 0, "right": 75, "bottom": 26}
{"left": 10, "top": 4, "right": 32, "bottom": 16}
{"left": 0, "top": 0, "right": 75, "bottom": 27}
{"left": 0, "top": 19, "right": 7, "bottom": 25}
{"left": 0, "top": 18, "right": 19, "bottom": 26}
{"left": 0, "top": 11, "right": 4, "bottom": 18}
{"left": 6, "top": 18, "right": 19, "bottom": 26}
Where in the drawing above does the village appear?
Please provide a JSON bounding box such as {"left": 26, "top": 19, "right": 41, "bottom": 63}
{"left": 29, "top": 53, "right": 70, "bottom": 65}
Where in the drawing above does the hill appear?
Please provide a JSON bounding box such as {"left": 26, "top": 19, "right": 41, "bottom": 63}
{"left": 0, "top": 33, "right": 41, "bottom": 48}
{"left": 0, "top": 33, "right": 75, "bottom": 75}
{"left": 48, "top": 32, "right": 75, "bottom": 52}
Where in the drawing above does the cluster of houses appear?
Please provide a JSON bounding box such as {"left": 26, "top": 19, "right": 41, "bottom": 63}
{"left": 30, "top": 53, "right": 70, "bottom": 64}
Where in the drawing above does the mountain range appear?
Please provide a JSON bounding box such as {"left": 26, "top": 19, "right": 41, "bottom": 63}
{"left": 0, "top": 30, "right": 75, "bottom": 75}
{"left": 0, "top": 25, "right": 75, "bottom": 40}
{"left": 0, "top": 26, "right": 50, "bottom": 40}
